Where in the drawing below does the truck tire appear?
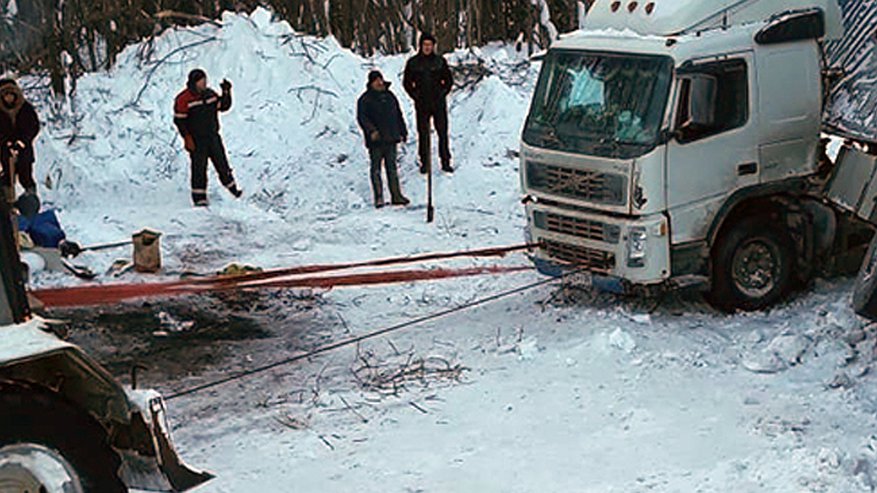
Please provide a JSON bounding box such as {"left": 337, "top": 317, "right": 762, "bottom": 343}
{"left": 709, "top": 216, "right": 795, "bottom": 312}
{"left": 853, "top": 234, "right": 877, "bottom": 321}
{"left": 0, "top": 380, "right": 126, "bottom": 493}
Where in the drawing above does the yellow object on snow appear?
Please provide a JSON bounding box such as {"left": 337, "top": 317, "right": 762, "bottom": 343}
{"left": 219, "top": 263, "right": 263, "bottom": 277}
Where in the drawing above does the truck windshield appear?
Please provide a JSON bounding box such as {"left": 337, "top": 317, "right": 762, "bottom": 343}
{"left": 524, "top": 50, "right": 673, "bottom": 159}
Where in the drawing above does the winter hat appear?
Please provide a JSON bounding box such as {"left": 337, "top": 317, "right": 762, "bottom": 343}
{"left": 420, "top": 33, "right": 437, "bottom": 46}
{"left": 367, "top": 70, "right": 384, "bottom": 86}
{"left": 0, "top": 78, "right": 22, "bottom": 113}
{"left": 187, "top": 69, "right": 207, "bottom": 91}
{"left": 0, "top": 78, "right": 18, "bottom": 98}
{"left": 15, "top": 192, "right": 40, "bottom": 220}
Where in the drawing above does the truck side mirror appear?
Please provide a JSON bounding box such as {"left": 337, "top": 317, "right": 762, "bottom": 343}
{"left": 684, "top": 74, "right": 717, "bottom": 129}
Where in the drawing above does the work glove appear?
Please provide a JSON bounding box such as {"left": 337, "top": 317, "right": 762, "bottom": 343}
{"left": 221, "top": 79, "right": 232, "bottom": 92}
{"left": 59, "top": 240, "right": 83, "bottom": 258}
{"left": 4, "top": 140, "right": 23, "bottom": 155}
{"left": 184, "top": 134, "right": 196, "bottom": 153}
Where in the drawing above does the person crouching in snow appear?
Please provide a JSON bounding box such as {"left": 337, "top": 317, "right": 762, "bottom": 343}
{"left": 174, "top": 69, "right": 242, "bottom": 207}
{"left": 0, "top": 78, "right": 40, "bottom": 197}
{"left": 357, "top": 70, "right": 411, "bottom": 209}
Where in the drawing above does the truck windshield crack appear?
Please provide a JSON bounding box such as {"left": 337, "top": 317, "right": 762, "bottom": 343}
{"left": 524, "top": 50, "right": 673, "bottom": 160}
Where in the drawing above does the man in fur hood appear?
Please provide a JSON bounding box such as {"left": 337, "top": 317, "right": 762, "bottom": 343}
{"left": 0, "top": 79, "right": 40, "bottom": 195}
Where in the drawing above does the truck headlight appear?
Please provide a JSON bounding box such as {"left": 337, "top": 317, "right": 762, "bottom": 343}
{"left": 627, "top": 227, "right": 648, "bottom": 268}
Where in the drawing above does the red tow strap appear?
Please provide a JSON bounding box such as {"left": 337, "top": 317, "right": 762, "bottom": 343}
{"left": 32, "top": 244, "right": 538, "bottom": 308}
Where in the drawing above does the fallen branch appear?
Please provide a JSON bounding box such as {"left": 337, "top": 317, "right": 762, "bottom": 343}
{"left": 130, "top": 36, "right": 220, "bottom": 107}
{"left": 409, "top": 401, "right": 429, "bottom": 414}
{"left": 155, "top": 10, "right": 223, "bottom": 27}
{"left": 339, "top": 395, "right": 369, "bottom": 423}
{"left": 352, "top": 349, "right": 467, "bottom": 396}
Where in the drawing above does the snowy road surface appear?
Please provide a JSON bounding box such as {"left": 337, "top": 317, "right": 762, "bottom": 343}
{"left": 164, "top": 279, "right": 877, "bottom": 493}
{"left": 23, "top": 9, "right": 877, "bottom": 492}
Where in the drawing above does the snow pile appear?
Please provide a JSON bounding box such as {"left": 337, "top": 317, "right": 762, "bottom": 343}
{"left": 30, "top": 7, "right": 539, "bottom": 278}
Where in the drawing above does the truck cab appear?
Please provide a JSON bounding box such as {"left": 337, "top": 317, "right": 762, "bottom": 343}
{"left": 522, "top": 0, "right": 862, "bottom": 310}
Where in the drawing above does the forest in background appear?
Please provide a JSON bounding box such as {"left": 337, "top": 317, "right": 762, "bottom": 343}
{"left": 0, "top": 0, "right": 593, "bottom": 95}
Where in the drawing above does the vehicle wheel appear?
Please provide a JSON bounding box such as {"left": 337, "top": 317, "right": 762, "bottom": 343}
{"left": 853, "top": 233, "right": 877, "bottom": 321}
{"left": 709, "top": 216, "right": 795, "bottom": 312}
{"left": 0, "top": 381, "right": 126, "bottom": 493}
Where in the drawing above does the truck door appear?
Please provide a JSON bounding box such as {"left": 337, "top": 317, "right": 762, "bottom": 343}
{"left": 665, "top": 53, "right": 759, "bottom": 244}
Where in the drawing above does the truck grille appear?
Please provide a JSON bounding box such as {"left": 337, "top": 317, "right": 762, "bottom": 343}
{"left": 533, "top": 211, "right": 620, "bottom": 244}
{"left": 542, "top": 239, "right": 616, "bottom": 272}
{"left": 527, "top": 161, "right": 626, "bottom": 206}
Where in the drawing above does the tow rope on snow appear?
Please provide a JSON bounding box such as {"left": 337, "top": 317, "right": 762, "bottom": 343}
{"left": 31, "top": 243, "right": 539, "bottom": 308}
{"left": 165, "top": 268, "right": 581, "bottom": 402}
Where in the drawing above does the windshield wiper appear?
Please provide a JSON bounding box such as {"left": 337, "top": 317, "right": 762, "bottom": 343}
{"left": 537, "top": 119, "right": 570, "bottom": 148}
{"left": 596, "top": 137, "right": 623, "bottom": 158}
{"left": 598, "top": 136, "right": 649, "bottom": 152}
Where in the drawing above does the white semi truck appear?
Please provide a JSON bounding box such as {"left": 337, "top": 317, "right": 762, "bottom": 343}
{"left": 521, "top": 0, "right": 877, "bottom": 311}
{"left": 0, "top": 197, "right": 210, "bottom": 490}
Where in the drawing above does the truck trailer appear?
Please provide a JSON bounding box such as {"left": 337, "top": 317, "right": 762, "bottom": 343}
{"left": 521, "top": 0, "right": 877, "bottom": 311}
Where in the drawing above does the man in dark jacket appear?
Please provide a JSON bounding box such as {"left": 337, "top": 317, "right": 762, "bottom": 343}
{"left": 403, "top": 34, "right": 454, "bottom": 174}
{"left": 0, "top": 79, "right": 40, "bottom": 195}
{"left": 357, "top": 71, "right": 410, "bottom": 208}
{"left": 174, "top": 69, "right": 242, "bottom": 207}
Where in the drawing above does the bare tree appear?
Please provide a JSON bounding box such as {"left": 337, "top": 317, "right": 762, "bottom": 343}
{"left": 0, "top": 0, "right": 589, "bottom": 96}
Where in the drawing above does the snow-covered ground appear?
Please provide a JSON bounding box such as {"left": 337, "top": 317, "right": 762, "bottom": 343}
{"left": 19, "top": 9, "right": 877, "bottom": 492}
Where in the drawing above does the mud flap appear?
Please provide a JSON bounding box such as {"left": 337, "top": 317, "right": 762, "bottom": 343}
{"left": 853, "top": 233, "right": 877, "bottom": 321}
{"left": 119, "top": 390, "right": 213, "bottom": 492}
{"left": 149, "top": 398, "right": 214, "bottom": 491}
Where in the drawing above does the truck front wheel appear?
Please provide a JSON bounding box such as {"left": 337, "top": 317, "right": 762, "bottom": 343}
{"left": 0, "top": 381, "right": 127, "bottom": 493}
{"left": 853, "top": 233, "right": 877, "bottom": 321}
{"left": 710, "top": 216, "right": 795, "bottom": 312}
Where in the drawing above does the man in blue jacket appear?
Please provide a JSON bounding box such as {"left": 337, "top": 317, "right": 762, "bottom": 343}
{"left": 357, "top": 71, "right": 410, "bottom": 208}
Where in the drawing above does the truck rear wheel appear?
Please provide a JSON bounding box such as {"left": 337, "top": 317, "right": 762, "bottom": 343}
{"left": 710, "top": 216, "right": 795, "bottom": 312}
{"left": 853, "top": 233, "right": 877, "bottom": 321}
{"left": 0, "top": 381, "right": 126, "bottom": 493}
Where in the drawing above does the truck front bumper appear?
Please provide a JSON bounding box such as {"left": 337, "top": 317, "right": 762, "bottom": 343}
{"left": 525, "top": 202, "right": 671, "bottom": 286}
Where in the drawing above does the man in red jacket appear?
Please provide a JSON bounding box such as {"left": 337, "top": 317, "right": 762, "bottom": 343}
{"left": 174, "top": 69, "right": 242, "bottom": 207}
{"left": 0, "top": 79, "right": 40, "bottom": 196}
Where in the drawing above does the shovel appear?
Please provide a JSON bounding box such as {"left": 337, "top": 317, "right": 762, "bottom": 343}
{"left": 426, "top": 155, "right": 435, "bottom": 223}
{"left": 3, "top": 146, "right": 16, "bottom": 206}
